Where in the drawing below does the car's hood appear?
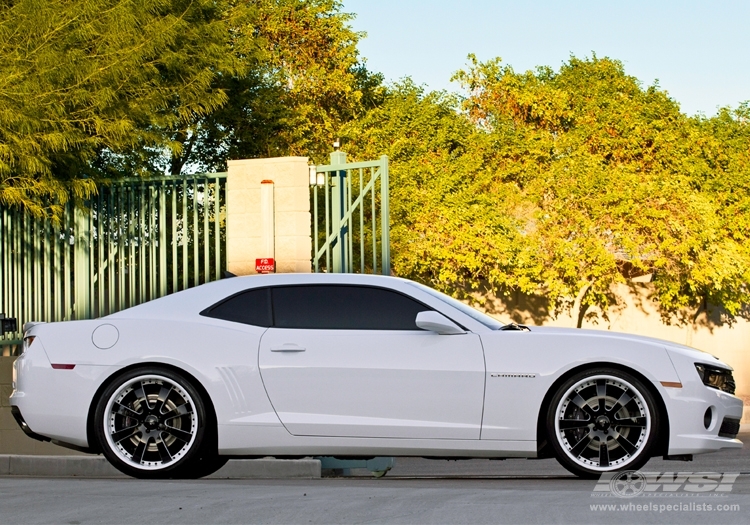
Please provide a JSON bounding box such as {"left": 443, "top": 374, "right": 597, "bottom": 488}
{"left": 526, "top": 326, "right": 730, "bottom": 369}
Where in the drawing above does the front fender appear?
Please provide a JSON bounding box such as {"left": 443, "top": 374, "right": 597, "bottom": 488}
{"left": 479, "top": 330, "right": 680, "bottom": 441}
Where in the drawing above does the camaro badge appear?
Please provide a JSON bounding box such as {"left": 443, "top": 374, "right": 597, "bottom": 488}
{"left": 490, "top": 373, "right": 537, "bottom": 378}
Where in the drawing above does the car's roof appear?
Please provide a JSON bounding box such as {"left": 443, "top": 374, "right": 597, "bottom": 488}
{"left": 107, "top": 273, "right": 414, "bottom": 321}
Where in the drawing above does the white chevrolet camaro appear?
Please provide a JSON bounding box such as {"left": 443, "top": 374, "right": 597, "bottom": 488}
{"left": 10, "top": 274, "right": 743, "bottom": 479}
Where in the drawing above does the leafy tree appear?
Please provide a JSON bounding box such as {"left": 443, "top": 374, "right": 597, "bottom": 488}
{"left": 1, "top": 0, "right": 381, "bottom": 219}
{"left": 342, "top": 81, "right": 540, "bottom": 297}
{"left": 0, "top": 0, "right": 251, "bottom": 217}
{"left": 684, "top": 103, "right": 750, "bottom": 320}
{"left": 150, "top": 0, "right": 383, "bottom": 174}
{"left": 346, "top": 57, "right": 750, "bottom": 327}
{"left": 456, "top": 55, "right": 750, "bottom": 324}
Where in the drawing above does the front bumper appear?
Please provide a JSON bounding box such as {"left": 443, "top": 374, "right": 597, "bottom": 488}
{"left": 662, "top": 345, "right": 745, "bottom": 455}
{"left": 662, "top": 380, "right": 744, "bottom": 455}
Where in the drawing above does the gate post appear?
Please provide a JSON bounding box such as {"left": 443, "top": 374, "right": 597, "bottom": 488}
{"left": 380, "top": 155, "right": 390, "bottom": 276}
{"left": 330, "top": 150, "right": 348, "bottom": 273}
{"left": 73, "top": 204, "right": 91, "bottom": 319}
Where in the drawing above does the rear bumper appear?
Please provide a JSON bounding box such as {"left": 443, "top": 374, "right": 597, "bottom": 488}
{"left": 10, "top": 349, "right": 111, "bottom": 449}
{"left": 10, "top": 406, "right": 50, "bottom": 443}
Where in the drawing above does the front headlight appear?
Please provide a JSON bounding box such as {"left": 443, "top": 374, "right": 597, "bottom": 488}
{"left": 695, "top": 363, "right": 736, "bottom": 395}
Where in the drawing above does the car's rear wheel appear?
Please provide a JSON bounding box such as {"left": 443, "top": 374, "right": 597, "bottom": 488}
{"left": 546, "top": 368, "right": 660, "bottom": 479}
{"left": 94, "top": 367, "right": 212, "bottom": 479}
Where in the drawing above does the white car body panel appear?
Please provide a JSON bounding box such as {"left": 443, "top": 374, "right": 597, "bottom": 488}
{"left": 479, "top": 328, "right": 681, "bottom": 441}
{"left": 217, "top": 424, "right": 537, "bottom": 457}
{"left": 9, "top": 273, "right": 743, "bottom": 461}
{"left": 259, "top": 329, "right": 485, "bottom": 439}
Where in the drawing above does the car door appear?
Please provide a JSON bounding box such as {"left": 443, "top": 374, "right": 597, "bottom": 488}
{"left": 258, "top": 284, "right": 486, "bottom": 440}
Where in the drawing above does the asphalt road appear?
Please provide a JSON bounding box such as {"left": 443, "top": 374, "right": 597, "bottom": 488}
{"left": 1, "top": 434, "right": 749, "bottom": 525}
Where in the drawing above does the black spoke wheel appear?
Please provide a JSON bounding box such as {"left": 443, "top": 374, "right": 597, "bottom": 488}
{"left": 546, "top": 368, "right": 660, "bottom": 479}
{"left": 95, "top": 368, "right": 213, "bottom": 479}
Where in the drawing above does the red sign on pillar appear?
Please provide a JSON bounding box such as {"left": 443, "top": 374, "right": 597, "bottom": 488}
{"left": 256, "top": 258, "right": 275, "bottom": 273}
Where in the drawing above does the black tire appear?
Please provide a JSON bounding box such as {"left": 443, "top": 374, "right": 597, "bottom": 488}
{"left": 187, "top": 455, "right": 230, "bottom": 479}
{"left": 546, "top": 367, "right": 661, "bottom": 479}
{"left": 184, "top": 419, "right": 228, "bottom": 479}
{"left": 94, "top": 367, "right": 212, "bottom": 479}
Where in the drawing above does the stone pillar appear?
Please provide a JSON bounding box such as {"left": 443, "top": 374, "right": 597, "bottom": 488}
{"left": 226, "top": 157, "right": 312, "bottom": 275}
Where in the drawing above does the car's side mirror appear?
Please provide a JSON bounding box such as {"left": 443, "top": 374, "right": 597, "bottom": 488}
{"left": 415, "top": 311, "right": 465, "bottom": 335}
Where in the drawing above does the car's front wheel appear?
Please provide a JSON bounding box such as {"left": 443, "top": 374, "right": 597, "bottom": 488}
{"left": 94, "top": 367, "right": 210, "bottom": 479}
{"left": 546, "top": 368, "right": 661, "bottom": 478}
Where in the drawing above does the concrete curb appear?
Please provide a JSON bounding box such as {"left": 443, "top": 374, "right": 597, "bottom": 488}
{"left": 207, "top": 458, "right": 321, "bottom": 479}
{"left": 0, "top": 455, "right": 321, "bottom": 479}
{"left": 0, "top": 455, "right": 124, "bottom": 477}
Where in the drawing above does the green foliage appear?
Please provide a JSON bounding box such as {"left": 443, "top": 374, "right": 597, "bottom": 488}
{"left": 346, "top": 57, "right": 750, "bottom": 325}
{"left": 461, "top": 55, "right": 750, "bottom": 323}
{"left": 342, "top": 81, "right": 540, "bottom": 297}
{"left": 1, "top": 0, "right": 377, "bottom": 217}
{"left": 249, "top": 0, "right": 376, "bottom": 160}
{"left": 147, "top": 0, "right": 381, "bottom": 174}
{"left": 0, "top": 0, "right": 248, "bottom": 218}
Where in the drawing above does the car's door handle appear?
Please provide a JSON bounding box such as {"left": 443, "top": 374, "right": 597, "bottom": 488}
{"left": 270, "top": 344, "right": 306, "bottom": 352}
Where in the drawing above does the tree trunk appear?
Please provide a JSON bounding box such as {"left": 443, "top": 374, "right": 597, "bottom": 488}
{"left": 170, "top": 129, "right": 198, "bottom": 176}
{"left": 686, "top": 294, "right": 708, "bottom": 346}
{"left": 573, "top": 281, "right": 593, "bottom": 329}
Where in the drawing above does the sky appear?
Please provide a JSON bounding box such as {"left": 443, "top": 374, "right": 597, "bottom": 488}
{"left": 343, "top": 0, "right": 750, "bottom": 117}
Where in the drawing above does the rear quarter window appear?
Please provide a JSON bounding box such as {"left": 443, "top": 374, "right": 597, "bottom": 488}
{"left": 200, "top": 288, "right": 272, "bottom": 327}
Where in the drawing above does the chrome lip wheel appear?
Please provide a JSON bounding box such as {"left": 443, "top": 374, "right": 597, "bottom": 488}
{"left": 554, "top": 375, "right": 650, "bottom": 471}
{"left": 104, "top": 375, "right": 198, "bottom": 471}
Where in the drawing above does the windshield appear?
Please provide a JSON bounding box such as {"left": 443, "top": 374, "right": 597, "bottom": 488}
{"left": 407, "top": 282, "right": 505, "bottom": 330}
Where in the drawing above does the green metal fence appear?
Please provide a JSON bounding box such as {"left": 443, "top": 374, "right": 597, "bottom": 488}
{"left": 311, "top": 152, "right": 389, "bottom": 275}
{"left": 0, "top": 173, "right": 227, "bottom": 355}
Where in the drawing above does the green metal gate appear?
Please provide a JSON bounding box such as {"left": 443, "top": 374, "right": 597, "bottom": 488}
{"left": 0, "top": 173, "right": 227, "bottom": 355}
{"left": 310, "top": 152, "right": 389, "bottom": 275}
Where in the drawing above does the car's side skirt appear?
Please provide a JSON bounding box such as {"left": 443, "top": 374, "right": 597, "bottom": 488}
{"left": 217, "top": 424, "right": 537, "bottom": 458}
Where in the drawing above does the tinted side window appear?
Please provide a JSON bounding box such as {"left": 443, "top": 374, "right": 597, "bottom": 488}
{"left": 202, "top": 288, "right": 272, "bottom": 327}
{"left": 272, "top": 285, "right": 430, "bottom": 330}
